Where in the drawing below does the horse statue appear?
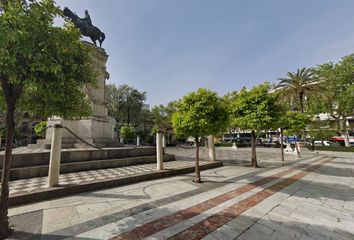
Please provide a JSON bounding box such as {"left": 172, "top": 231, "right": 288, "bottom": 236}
{"left": 63, "top": 7, "right": 106, "bottom": 48}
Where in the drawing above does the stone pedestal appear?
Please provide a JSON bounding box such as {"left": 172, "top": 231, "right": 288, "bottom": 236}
{"left": 37, "top": 44, "right": 121, "bottom": 149}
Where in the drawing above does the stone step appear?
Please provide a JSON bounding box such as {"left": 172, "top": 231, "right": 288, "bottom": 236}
{"left": 2, "top": 154, "right": 175, "bottom": 180}
{"left": 0, "top": 147, "right": 157, "bottom": 168}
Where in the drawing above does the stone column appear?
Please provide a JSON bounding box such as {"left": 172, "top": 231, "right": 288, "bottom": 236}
{"left": 156, "top": 131, "right": 163, "bottom": 170}
{"left": 208, "top": 135, "right": 216, "bottom": 161}
{"left": 137, "top": 135, "right": 140, "bottom": 147}
{"left": 48, "top": 124, "right": 63, "bottom": 187}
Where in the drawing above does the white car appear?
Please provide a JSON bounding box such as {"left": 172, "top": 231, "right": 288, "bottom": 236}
{"left": 314, "top": 140, "right": 333, "bottom": 146}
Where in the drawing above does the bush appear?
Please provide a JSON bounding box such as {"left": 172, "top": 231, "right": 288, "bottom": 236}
{"left": 34, "top": 121, "right": 47, "bottom": 139}
{"left": 314, "top": 146, "right": 354, "bottom": 152}
{"left": 120, "top": 124, "right": 135, "bottom": 142}
{"left": 215, "top": 142, "right": 233, "bottom": 147}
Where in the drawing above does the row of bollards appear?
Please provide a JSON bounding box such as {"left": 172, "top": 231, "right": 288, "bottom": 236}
{"left": 47, "top": 125, "right": 217, "bottom": 187}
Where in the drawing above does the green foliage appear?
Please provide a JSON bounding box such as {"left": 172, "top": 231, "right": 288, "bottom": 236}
{"left": 228, "top": 83, "right": 281, "bottom": 132}
{"left": 0, "top": 0, "right": 96, "bottom": 118}
{"left": 120, "top": 124, "right": 135, "bottom": 140}
{"left": 276, "top": 67, "right": 324, "bottom": 113}
{"left": 34, "top": 121, "right": 47, "bottom": 139}
{"left": 106, "top": 84, "right": 147, "bottom": 126}
{"left": 0, "top": 124, "right": 5, "bottom": 137}
{"left": 308, "top": 119, "right": 335, "bottom": 141}
{"left": 0, "top": 124, "right": 21, "bottom": 141}
{"left": 215, "top": 142, "right": 233, "bottom": 147}
{"left": 172, "top": 88, "right": 229, "bottom": 138}
{"left": 0, "top": 1, "right": 97, "bottom": 235}
{"left": 313, "top": 54, "right": 354, "bottom": 127}
{"left": 150, "top": 101, "right": 176, "bottom": 134}
{"left": 314, "top": 146, "right": 354, "bottom": 152}
{"left": 277, "top": 111, "right": 312, "bottom": 136}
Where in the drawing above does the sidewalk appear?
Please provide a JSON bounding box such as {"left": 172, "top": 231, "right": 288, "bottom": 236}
{"left": 8, "top": 148, "right": 354, "bottom": 240}
{"left": 6, "top": 157, "right": 221, "bottom": 206}
{"left": 4, "top": 146, "right": 319, "bottom": 206}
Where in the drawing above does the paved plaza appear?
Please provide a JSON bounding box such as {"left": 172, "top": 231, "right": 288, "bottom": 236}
{"left": 7, "top": 147, "right": 354, "bottom": 240}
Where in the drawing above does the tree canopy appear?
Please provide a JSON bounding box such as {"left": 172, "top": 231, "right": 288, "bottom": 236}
{"left": 276, "top": 67, "right": 324, "bottom": 113}
{"left": 0, "top": 0, "right": 96, "bottom": 237}
{"left": 312, "top": 54, "right": 354, "bottom": 146}
{"left": 172, "top": 88, "right": 229, "bottom": 138}
{"left": 227, "top": 83, "right": 281, "bottom": 167}
{"left": 106, "top": 84, "right": 147, "bottom": 126}
{"left": 172, "top": 88, "right": 229, "bottom": 182}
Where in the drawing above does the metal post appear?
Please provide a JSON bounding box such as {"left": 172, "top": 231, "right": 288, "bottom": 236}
{"left": 208, "top": 135, "right": 216, "bottom": 161}
{"left": 156, "top": 131, "right": 163, "bottom": 170}
{"left": 48, "top": 124, "right": 63, "bottom": 187}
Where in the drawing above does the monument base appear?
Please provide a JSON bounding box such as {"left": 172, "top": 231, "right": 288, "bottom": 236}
{"left": 32, "top": 117, "right": 122, "bottom": 149}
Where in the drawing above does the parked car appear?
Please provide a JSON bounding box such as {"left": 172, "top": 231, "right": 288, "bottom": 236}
{"left": 263, "top": 139, "right": 286, "bottom": 148}
{"left": 313, "top": 140, "right": 336, "bottom": 146}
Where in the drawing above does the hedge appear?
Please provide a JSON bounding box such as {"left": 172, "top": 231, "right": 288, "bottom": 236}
{"left": 314, "top": 146, "right": 354, "bottom": 152}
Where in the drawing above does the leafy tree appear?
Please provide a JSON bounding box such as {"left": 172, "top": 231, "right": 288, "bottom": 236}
{"left": 313, "top": 54, "right": 354, "bottom": 147}
{"left": 106, "top": 84, "right": 124, "bottom": 125}
{"left": 276, "top": 67, "right": 323, "bottom": 113}
{"left": 276, "top": 111, "right": 312, "bottom": 158}
{"left": 0, "top": 0, "right": 95, "bottom": 237}
{"left": 150, "top": 102, "right": 176, "bottom": 144}
{"left": 172, "top": 88, "right": 229, "bottom": 183}
{"left": 106, "top": 84, "right": 146, "bottom": 126}
{"left": 228, "top": 83, "right": 281, "bottom": 167}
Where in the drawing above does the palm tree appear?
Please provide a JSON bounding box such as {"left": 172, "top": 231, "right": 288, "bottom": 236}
{"left": 277, "top": 67, "right": 320, "bottom": 113}
{"left": 106, "top": 84, "right": 147, "bottom": 126}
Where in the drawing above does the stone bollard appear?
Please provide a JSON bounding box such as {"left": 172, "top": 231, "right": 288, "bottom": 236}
{"left": 232, "top": 142, "right": 237, "bottom": 150}
{"left": 208, "top": 135, "right": 216, "bottom": 161}
{"left": 137, "top": 135, "right": 140, "bottom": 147}
{"left": 162, "top": 134, "right": 166, "bottom": 149}
{"left": 156, "top": 131, "right": 163, "bottom": 170}
{"left": 120, "top": 137, "right": 124, "bottom": 144}
{"left": 48, "top": 124, "right": 63, "bottom": 187}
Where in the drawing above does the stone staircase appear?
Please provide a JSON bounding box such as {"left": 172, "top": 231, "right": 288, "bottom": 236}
{"left": 0, "top": 147, "right": 175, "bottom": 180}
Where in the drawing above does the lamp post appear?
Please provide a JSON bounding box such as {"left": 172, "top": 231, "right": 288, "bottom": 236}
{"left": 315, "top": 115, "right": 322, "bottom": 145}
{"left": 290, "top": 105, "right": 301, "bottom": 157}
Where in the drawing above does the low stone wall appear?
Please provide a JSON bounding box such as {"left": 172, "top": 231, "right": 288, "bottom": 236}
{"left": 0, "top": 147, "right": 156, "bottom": 168}
{"left": 3, "top": 154, "right": 175, "bottom": 180}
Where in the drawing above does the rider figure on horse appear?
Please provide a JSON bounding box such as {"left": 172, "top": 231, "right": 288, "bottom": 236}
{"left": 81, "top": 10, "right": 92, "bottom": 32}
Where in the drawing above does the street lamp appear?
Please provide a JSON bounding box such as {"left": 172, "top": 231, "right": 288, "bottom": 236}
{"left": 315, "top": 115, "right": 322, "bottom": 145}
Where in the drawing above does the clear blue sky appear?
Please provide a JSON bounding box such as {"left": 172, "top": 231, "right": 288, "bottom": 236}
{"left": 56, "top": 0, "right": 354, "bottom": 106}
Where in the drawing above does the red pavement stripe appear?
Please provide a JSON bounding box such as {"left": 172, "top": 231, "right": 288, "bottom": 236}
{"left": 167, "top": 158, "right": 331, "bottom": 240}
{"left": 110, "top": 157, "right": 326, "bottom": 240}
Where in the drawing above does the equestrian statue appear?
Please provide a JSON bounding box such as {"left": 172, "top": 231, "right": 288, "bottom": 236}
{"left": 63, "top": 7, "right": 106, "bottom": 48}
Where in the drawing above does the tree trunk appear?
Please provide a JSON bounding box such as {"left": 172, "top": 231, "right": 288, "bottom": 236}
{"left": 194, "top": 135, "right": 201, "bottom": 183}
{"left": 299, "top": 92, "right": 306, "bottom": 140}
{"left": 127, "top": 106, "right": 130, "bottom": 125}
{"left": 294, "top": 138, "right": 300, "bottom": 158}
{"left": 299, "top": 91, "right": 304, "bottom": 113}
{"left": 280, "top": 128, "right": 284, "bottom": 163}
{"left": 0, "top": 103, "right": 15, "bottom": 239}
{"left": 251, "top": 130, "right": 258, "bottom": 168}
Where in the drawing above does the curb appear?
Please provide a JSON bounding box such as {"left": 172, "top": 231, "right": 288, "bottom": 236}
{"left": 9, "top": 161, "right": 223, "bottom": 206}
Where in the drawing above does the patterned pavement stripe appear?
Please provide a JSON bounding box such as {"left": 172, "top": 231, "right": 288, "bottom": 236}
{"left": 109, "top": 157, "right": 327, "bottom": 240}
{"left": 6, "top": 160, "right": 207, "bottom": 196}
{"left": 47, "top": 167, "right": 269, "bottom": 238}
{"left": 167, "top": 157, "right": 332, "bottom": 240}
